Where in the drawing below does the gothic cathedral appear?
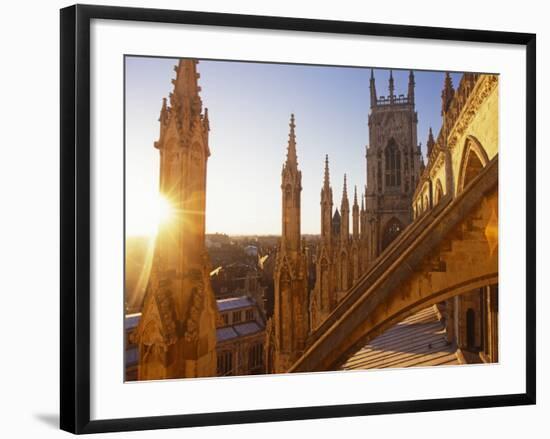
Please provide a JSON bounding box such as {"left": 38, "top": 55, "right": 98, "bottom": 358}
{"left": 309, "top": 70, "right": 422, "bottom": 331}
{"left": 134, "top": 60, "right": 218, "bottom": 380}
{"left": 365, "top": 70, "right": 423, "bottom": 260}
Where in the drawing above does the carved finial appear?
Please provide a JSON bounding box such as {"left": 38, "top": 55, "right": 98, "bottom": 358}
{"left": 323, "top": 154, "right": 330, "bottom": 189}
{"left": 340, "top": 174, "right": 350, "bottom": 211}
{"left": 343, "top": 174, "right": 348, "bottom": 198}
{"left": 172, "top": 59, "right": 203, "bottom": 127}
{"left": 285, "top": 113, "right": 298, "bottom": 167}
{"left": 408, "top": 70, "right": 415, "bottom": 105}
{"left": 389, "top": 70, "right": 395, "bottom": 103}
{"left": 203, "top": 107, "right": 210, "bottom": 131}
{"left": 441, "top": 72, "right": 455, "bottom": 115}
{"left": 353, "top": 185, "right": 358, "bottom": 206}
{"left": 159, "top": 97, "right": 168, "bottom": 123}
{"left": 427, "top": 127, "right": 435, "bottom": 155}
{"left": 370, "top": 68, "right": 377, "bottom": 108}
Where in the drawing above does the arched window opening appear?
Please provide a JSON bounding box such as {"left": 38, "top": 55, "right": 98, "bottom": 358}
{"left": 434, "top": 180, "right": 443, "bottom": 204}
{"left": 463, "top": 152, "right": 484, "bottom": 189}
{"left": 458, "top": 137, "right": 489, "bottom": 192}
{"left": 248, "top": 343, "right": 263, "bottom": 374}
{"left": 320, "top": 259, "right": 329, "bottom": 308}
{"left": 217, "top": 351, "right": 233, "bottom": 376}
{"left": 466, "top": 308, "right": 476, "bottom": 350}
{"left": 382, "top": 218, "right": 404, "bottom": 251}
{"left": 340, "top": 254, "right": 348, "bottom": 291}
{"left": 384, "top": 140, "right": 401, "bottom": 188}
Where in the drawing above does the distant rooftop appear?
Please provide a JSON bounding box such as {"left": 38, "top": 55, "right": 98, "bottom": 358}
{"left": 125, "top": 313, "right": 141, "bottom": 330}
{"left": 216, "top": 296, "right": 255, "bottom": 312}
{"left": 216, "top": 321, "right": 264, "bottom": 343}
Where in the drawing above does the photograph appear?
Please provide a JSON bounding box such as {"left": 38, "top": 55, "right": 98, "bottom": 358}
{"left": 124, "top": 56, "right": 499, "bottom": 381}
{"left": 0, "top": 0, "right": 542, "bottom": 436}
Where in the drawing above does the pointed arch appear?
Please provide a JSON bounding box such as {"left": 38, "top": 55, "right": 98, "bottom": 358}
{"left": 384, "top": 138, "right": 401, "bottom": 188}
{"left": 434, "top": 179, "right": 444, "bottom": 205}
{"left": 190, "top": 140, "right": 204, "bottom": 165}
{"left": 319, "top": 257, "right": 329, "bottom": 309}
{"left": 284, "top": 184, "right": 292, "bottom": 207}
{"left": 340, "top": 251, "right": 348, "bottom": 291}
{"left": 466, "top": 308, "right": 476, "bottom": 349}
{"left": 457, "top": 136, "right": 490, "bottom": 193}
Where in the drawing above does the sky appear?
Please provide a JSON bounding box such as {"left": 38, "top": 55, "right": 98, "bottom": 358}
{"left": 125, "top": 56, "right": 461, "bottom": 236}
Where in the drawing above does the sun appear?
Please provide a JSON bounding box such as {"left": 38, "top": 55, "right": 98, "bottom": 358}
{"left": 126, "top": 191, "right": 175, "bottom": 237}
{"left": 156, "top": 195, "right": 174, "bottom": 225}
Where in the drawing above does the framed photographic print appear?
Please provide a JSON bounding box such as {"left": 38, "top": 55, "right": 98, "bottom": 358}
{"left": 60, "top": 4, "right": 536, "bottom": 434}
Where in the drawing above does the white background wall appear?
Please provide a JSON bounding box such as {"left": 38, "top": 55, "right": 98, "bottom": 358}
{"left": 0, "top": 0, "right": 546, "bottom": 437}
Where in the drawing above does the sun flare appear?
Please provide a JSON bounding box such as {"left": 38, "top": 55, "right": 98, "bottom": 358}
{"left": 156, "top": 194, "right": 174, "bottom": 225}
{"left": 126, "top": 191, "right": 175, "bottom": 237}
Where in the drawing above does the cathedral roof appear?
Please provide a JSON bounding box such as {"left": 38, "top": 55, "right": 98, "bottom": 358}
{"left": 341, "top": 306, "right": 459, "bottom": 370}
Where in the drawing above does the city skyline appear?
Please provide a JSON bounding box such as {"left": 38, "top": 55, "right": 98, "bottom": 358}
{"left": 125, "top": 56, "right": 461, "bottom": 236}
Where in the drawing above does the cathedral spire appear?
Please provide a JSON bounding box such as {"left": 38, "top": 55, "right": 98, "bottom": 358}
{"left": 274, "top": 113, "right": 308, "bottom": 373}
{"left": 360, "top": 192, "right": 367, "bottom": 243}
{"left": 408, "top": 70, "right": 415, "bottom": 105}
{"left": 441, "top": 72, "right": 455, "bottom": 115}
{"left": 158, "top": 97, "right": 168, "bottom": 128}
{"left": 389, "top": 70, "right": 395, "bottom": 104}
{"left": 427, "top": 127, "right": 435, "bottom": 156}
{"left": 280, "top": 114, "right": 302, "bottom": 255}
{"left": 342, "top": 174, "right": 349, "bottom": 207}
{"left": 370, "top": 68, "right": 377, "bottom": 108}
{"left": 324, "top": 154, "right": 330, "bottom": 189}
{"left": 285, "top": 113, "right": 298, "bottom": 168}
{"left": 340, "top": 175, "right": 350, "bottom": 244}
{"left": 138, "top": 58, "right": 217, "bottom": 381}
{"left": 172, "top": 59, "right": 203, "bottom": 120}
{"left": 320, "top": 155, "right": 333, "bottom": 245}
{"left": 352, "top": 185, "right": 359, "bottom": 240}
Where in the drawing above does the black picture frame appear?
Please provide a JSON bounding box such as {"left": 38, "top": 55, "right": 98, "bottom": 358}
{"left": 60, "top": 4, "right": 536, "bottom": 434}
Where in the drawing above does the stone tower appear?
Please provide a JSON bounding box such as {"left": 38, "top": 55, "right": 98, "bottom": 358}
{"left": 338, "top": 175, "right": 351, "bottom": 294}
{"left": 351, "top": 186, "right": 361, "bottom": 284}
{"left": 310, "top": 155, "right": 337, "bottom": 330}
{"left": 365, "top": 69, "right": 422, "bottom": 260}
{"left": 272, "top": 114, "right": 310, "bottom": 372}
{"left": 134, "top": 59, "right": 218, "bottom": 380}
